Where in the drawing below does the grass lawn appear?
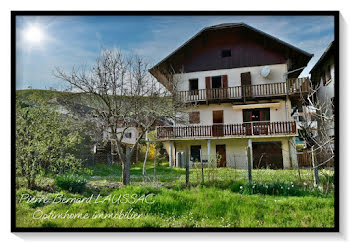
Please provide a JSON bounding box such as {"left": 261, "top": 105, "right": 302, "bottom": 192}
{"left": 15, "top": 162, "right": 335, "bottom": 228}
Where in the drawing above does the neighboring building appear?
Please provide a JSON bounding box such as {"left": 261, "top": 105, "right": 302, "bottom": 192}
{"left": 48, "top": 97, "right": 141, "bottom": 163}
{"left": 150, "top": 23, "right": 313, "bottom": 169}
{"left": 103, "top": 126, "right": 140, "bottom": 146}
{"left": 292, "top": 106, "right": 318, "bottom": 148}
{"left": 309, "top": 41, "right": 335, "bottom": 139}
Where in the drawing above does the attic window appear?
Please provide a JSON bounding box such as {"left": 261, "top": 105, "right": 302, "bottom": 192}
{"left": 221, "top": 49, "right": 231, "bottom": 58}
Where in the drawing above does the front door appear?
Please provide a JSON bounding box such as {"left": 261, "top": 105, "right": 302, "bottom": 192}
{"left": 212, "top": 110, "right": 224, "bottom": 137}
{"left": 216, "top": 145, "right": 226, "bottom": 167}
{"left": 252, "top": 142, "right": 283, "bottom": 169}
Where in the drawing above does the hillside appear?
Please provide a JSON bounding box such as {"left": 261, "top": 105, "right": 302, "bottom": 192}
{"left": 16, "top": 89, "right": 172, "bottom": 109}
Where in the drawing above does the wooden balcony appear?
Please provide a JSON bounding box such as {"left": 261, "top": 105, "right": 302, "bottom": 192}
{"left": 157, "top": 121, "right": 297, "bottom": 140}
{"left": 176, "top": 78, "right": 310, "bottom": 103}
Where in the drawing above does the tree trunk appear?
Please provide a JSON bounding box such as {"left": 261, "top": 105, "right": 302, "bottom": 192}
{"left": 311, "top": 146, "right": 319, "bottom": 188}
{"left": 154, "top": 148, "right": 157, "bottom": 182}
{"left": 27, "top": 175, "right": 35, "bottom": 190}
{"left": 122, "top": 146, "right": 131, "bottom": 185}
{"left": 111, "top": 141, "right": 114, "bottom": 164}
{"left": 135, "top": 143, "right": 139, "bottom": 164}
{"left": 143, "top": 142, "right": 150, "bottom": 182}
{"left": 114, "top": 142, "right": 130, "bottom": 186}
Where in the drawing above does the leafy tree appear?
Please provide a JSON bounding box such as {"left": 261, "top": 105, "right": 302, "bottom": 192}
{"left": 16, "top": 101, "right": 83, "bottom": 189}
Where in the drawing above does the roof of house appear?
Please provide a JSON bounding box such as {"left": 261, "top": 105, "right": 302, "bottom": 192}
{"left": 309, "top": 41, "right": 335, "bottom": 74}
{"left": 150, "top": 23, "right": 313, "bottom": 83}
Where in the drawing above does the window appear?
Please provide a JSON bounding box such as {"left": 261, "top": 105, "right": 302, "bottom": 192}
{"left": 211, "top": 76, "right": 222, "bottom": 89}
{"left": 189, "top": 79, "right": 199, "bottom": 95}
{"left": 221, "top": 49, "right": 231, "bottom": 58}
{"left": 243, "top": 108, "right": 270, "bottom": 122}
{"left": 298, "top": 116, "right": 305, "bottom": 122}
{"left": 189, "top": 111, "right": 200, "bottom": 124}
{"left": 190, "top": 145, "right": 201, "bottom": 162}
{"left": 124, "top": 132, "right": 132, "bottom": 139}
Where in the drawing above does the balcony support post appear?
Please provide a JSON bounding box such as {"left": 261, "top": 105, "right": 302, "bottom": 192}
{"left": 207, "top": 139, "right": 211, "bottom": 164}
{"left": 288, "top": 137, "right": 298, "bottom": 168}
{"left": 247, "top": 138, "right": 253, "bottom": 182}
{"left": 169, "top": 141, "right": 173, "bottom": 167}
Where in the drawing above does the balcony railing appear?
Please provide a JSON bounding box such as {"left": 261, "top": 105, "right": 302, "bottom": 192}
{"left": 157, "top": 121, "right": 297, "bottom": 139}
{"left": 176, "top": 78, "right": 310, "bottom": 103}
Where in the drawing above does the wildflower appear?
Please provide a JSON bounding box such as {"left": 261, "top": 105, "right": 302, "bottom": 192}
{"left": 240, "top": 186, "right": 243, "bottom": 189}
{"left": 292, "top": 185, "right": 294, "bottom": 188}
{"left": 287, "top": 187, "right": 290, "bottom": 190}
{"left": 281, "top": 187, "right": 283, "bottom": 189}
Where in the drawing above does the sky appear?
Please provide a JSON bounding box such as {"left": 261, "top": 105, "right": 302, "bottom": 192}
{"left": 16, "top": 15, "right": 334, "bottom": 90}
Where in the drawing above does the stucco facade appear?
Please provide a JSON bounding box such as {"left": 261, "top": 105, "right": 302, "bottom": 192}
{"left": 174, "top": 63, "right": 288, "bottom": 92}
{"left": 162, "top": 63, "right": 299, "bottom": 170}
{"left": 163, "top": 136, "right": 296, "bottom": 169}
{"left": 310, "top": 41, "right": 335, "bottom": 139}
{"left": 150, "top": 23, "right": 312, "bottom": 170}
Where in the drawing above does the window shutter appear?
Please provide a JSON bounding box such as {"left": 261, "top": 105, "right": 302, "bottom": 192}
{"left": 222, "top": 75, "right": 228, "bottom": 88}
{"left": 189, "top": 111, "right": 200, "bottom": 124}
{"left": 205, "top": 77, "right": 211, "bottom": 100}
{"left": 205, "top": 77, "right": 211, "bottom": 89}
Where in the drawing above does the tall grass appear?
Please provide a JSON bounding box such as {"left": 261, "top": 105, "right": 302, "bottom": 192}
{"left": 16, "top": 186, "right": 334, "bottom": 228}
{"left": 16, "top": 161, "right": 335, "bottom": 228}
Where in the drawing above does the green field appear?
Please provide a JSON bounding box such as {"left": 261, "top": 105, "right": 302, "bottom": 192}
{"left": 16, "top": 162, "right": 335, "bottom": 228}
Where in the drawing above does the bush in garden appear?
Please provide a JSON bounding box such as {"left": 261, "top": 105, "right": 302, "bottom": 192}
{"left": 16, "top": 100, "right": 84, "bottom": 189}
{"left": 55, "top": 174, "right": 87, "bottom": 193}
{"left": 233, "top": 181, "right": 319, "bottom": 196}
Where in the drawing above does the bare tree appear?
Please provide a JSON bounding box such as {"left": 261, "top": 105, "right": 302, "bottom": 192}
{"left": 298, "top": 83, "right": 335, "bottom": 169}
{"left": 54, "top": 49, "right": 179, "bottom": 185}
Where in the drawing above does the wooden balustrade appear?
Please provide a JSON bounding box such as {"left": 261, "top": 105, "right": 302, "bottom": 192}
{"left": 157, "top": 121, "right": 297, "bottom": 139}
{"left": 176, "top": 78, "right": 310, "bottom": 103}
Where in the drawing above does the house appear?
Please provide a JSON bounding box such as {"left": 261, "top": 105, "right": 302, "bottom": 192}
{"left": 150, "top": 23, "right": 313, "bottom": 169}
{"left": 309, "top": 41, "right": 335, "bottom": 140}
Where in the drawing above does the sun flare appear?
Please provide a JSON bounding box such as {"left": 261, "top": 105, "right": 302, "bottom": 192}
{"left": 23, "top": 25, "right": 45, "bottom": 44}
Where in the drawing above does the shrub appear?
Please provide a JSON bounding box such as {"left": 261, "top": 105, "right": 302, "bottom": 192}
{"left": 55, "top": 174, "right": 87, "bottom": 193}
{"left": 16, "top": 101, "right": 83, "bottom": 189}
{"left": 235, "top": 181, "right": 320, "bottom": 196}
